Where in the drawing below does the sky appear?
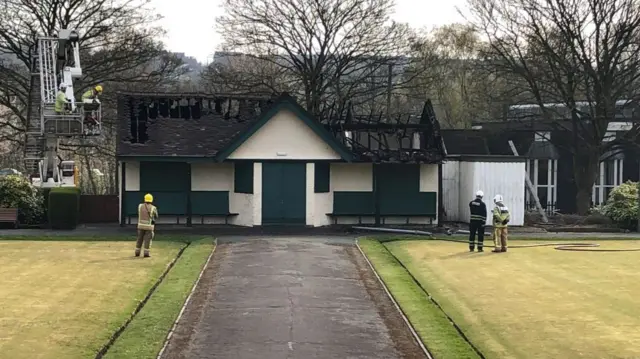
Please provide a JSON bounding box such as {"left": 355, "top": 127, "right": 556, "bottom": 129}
{"left": 151, "top": 0, "right": 468, "bottom": 64}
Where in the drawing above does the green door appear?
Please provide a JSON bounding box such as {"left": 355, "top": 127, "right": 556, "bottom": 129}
{"left": 261, "top": 162, "right": 306, "bottom": 225}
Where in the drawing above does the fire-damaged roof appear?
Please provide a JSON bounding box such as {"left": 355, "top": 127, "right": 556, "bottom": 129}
{"left": 440, "top": 128, "right": 535, "bottom": 157}
{"left": 116, "top": 92, "right": 447, "bottom": 163}
{"left": 116, "top": 92, "right": 273, "bottom": 158}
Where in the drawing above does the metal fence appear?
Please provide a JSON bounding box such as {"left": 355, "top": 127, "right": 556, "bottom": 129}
{"left": 525, "top": 201, "right": 558, "bottom": 216}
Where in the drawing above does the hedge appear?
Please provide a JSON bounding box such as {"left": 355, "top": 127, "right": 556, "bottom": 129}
{"left": 48, "top": 187, "right": 81, "bottom": 229}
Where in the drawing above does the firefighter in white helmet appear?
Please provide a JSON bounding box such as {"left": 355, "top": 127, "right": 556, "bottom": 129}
{"left": 468, "top": 190, "right": 487, "bottom": 252}
{"left": 54, "top": 83, "right": 70, "bottom": 115}
{"left": 492, "top": 194, "right": 510, "bottom": 252}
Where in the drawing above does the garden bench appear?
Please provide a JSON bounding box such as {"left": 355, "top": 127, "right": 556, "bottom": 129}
{"left": 326, "top": 212, "right": 436, "bottom": 225}
{"left": 0, "top": 208, "right": 19, "bottom": 229}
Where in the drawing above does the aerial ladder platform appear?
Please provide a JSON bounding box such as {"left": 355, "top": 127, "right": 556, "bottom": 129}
{"left": 25, "top": 29, "right": 103, "bottom": 188}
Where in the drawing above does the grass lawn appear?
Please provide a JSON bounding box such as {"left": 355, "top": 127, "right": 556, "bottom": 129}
{"left": 0, "top": 238, "right": 185, "bottom": 359}
{"left": 358, "top": 239, "right": 480, "bottom": 359}
{"left": 384, "top": 238, "right": 640, "bottom": 359}
{"left": 104, "top": 238, "right": 215, "bottom": 359}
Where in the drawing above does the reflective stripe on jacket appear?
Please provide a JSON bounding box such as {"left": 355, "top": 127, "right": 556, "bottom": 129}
{"left": 82, "top": 90, "right": 95, "bottom": 100}
{"left": 137, "top": 203, "right": 158, "bottom": 231}
{"left": 469, "top": 198, "right": 487, "bottom": 222}
{"left": 492, "top": 205, "right": 510, "bottom": 228}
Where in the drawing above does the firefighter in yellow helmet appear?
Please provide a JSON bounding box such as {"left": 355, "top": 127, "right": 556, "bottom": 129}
{"left": 136, "top": 193, "right": 158, "bottom": 258}
{"left": 81, "top": 85, "right": 103, "bottom": 101}
{"left": 81, "top": 85, "right": 102, "bottom": 134}
{"left": 491, "top": 194, "right": 510, "bottom": 253}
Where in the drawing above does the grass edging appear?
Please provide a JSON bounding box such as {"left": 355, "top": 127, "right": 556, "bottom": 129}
{"left": 155, "top": 238, "right": 217, "bottom": 359}
{"left": 357, "top": 237, "right": 482, "bottom": 359}
{"left": 101, "top": 237, "right": 216, "bottom": 359}
{"left": 355, "top": 238, "right": 434, "bottom": 359}
{"left": 94, "top": 240, "right": 191, "bottom": 359}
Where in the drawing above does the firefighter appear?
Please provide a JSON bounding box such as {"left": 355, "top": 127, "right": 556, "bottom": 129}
{"left": 468, "top": 190, "right": 487, "bottom": 252}
{"left": 81, "top": 85, "right": 102, "bottom": 134}
{"left": 136, "top": 193, "right": 158, "bottom": 258}
{"left": 492, "top": 194, "right": 510, "bottom": 253}
{"left": 81, "top": 85, "right": 103, "bottom": 101}
{"left": 54, "top": 83, "right": 69, "bottom": 115}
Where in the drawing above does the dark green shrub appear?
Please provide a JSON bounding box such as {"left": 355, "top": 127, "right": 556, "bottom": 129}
{"left": 0, "top": 175, "right": 45, "bottom": 225}
{"left": 48, "top": 187, "right": 81, "bottom": 229}
{"left": 40, "top": 188, "right": 51, "bottom": 224}
{"left": 601, "top": 181, "right": 638, "bottom": 230}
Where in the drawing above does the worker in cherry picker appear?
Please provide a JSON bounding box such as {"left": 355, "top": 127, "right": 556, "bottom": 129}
{"left": 54, "top": 83, "right": 71, "bottom": 115}
{"left": 82, "top": 85, "right": 103, "bottom": 101}
{"left": 81, "top": 85, "right": 102, "bottom": 134}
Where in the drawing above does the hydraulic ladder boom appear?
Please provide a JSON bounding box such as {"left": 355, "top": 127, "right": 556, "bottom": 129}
{"left": 24, "top": 29, "right": 101, "bottom": 188}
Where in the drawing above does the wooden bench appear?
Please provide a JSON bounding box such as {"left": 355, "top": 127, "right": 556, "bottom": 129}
{"left": 326, "top": 212, "right": 436, "bottom": 225}
{"left": 0, "top": 208, "right": 19, "bottom": 229}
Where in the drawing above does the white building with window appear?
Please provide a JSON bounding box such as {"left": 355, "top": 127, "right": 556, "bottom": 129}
{"left": 525, "top": 131, "right": 559, "bottom": 210}
{"left": 592, "top": 132, "right": 625, "bottom": 206}
{"left": 525, "top": 129, "right": 626, "bottom": 208}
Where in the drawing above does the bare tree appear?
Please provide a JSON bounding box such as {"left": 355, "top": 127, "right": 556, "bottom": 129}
{"left": 407, "top": 24, "right": 508, "bottom": 128}
{"left": 215, "top": 0, "right": 424, "bottom": 117}
{"left": 201, "top": 51, "right": 294, "bottom": 95}
{"left": 468, "top": 0, "right": 640, "bottom": 214}
{"left": 0, "top": 0, "right": 183, "bottom": 180}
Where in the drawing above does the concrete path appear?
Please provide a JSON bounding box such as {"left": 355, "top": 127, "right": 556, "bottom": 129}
{"left": 160, "top": 237, "right": 426, "bottom": 359}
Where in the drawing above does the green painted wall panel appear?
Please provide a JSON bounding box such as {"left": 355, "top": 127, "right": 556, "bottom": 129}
{"left": 332, "top": 163, "right": 436, "bottom": 216}
{"left": 377, "top": 164, "right": 430, "bottom": 215}
{"left": 125, "top": 191, "right": 142, "bottom": 216}
{"left": 191, "top": 191, "right": 230, "bottom": 215}
{"left": 126, "top": 191, "right": 232, "bottom": 217}
{"left": 139, "top": 161, "right": 190, "bottom": 192}
{"left": 234, "top": 162, "right": 254, "bottom": 193}
{"left": 332, "top": 191, "right": 436, "bottom": 216}
{"left": 314, "top": 162, "right": 330, "bottom": 193}
{"left": 380, "top": 192, "right": 437, "bottom": 215}
{"left": 125, "top": 191, "right": 187, "bottom": 215}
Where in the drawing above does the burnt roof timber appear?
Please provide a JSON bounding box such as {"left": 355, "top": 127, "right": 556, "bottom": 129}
{"left": 325, "top": 123, "right": 434, "bottom": 130}
{"left": 116, "top": 91, "right": 272, "bottom": 100}
{"left": 116, "top": 91, "right": 447, "bottom": 163}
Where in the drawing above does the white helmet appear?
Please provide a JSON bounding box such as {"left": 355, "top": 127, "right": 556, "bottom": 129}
{"left": 493, "top": 194, "right": 504, "bottom": 203}
{"left": 476, "top": 190, "right": 484, "bottom": 198}
{"left": 59, "top": 83, "right": 67, "bottom": 89}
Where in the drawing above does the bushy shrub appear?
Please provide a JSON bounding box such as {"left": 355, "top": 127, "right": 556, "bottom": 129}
{"left": 0, "top": 175, "right": 44, "bottom": 225}
{"left": 48, "top": 187, "right": 81, "bottom": 229}
{"left": 601, "top": 181, "right": 638, "bottom": 230}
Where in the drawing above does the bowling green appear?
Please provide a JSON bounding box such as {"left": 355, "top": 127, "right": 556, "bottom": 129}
{"left": 0, "top": 239, "right": 184, "bottom": 359}
{"left": 365, "top": 238, "right": 640, "bottom": 359}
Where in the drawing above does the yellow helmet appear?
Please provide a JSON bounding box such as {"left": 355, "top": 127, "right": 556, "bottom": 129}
{"left": 94, "top": 85, "right": 103, "bottom": 93}
{"left": 144, "top": 193, "right": 153, "bottom": 203}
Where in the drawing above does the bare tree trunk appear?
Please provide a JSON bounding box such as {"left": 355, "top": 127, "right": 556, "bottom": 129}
{"left": 82, "top": 153, "right": 98, "bottom": 195}
{"left": 573, "top": 151, "right": 600, "bottom": 215}
{"left": 108, "top": 159, "right": 117, "bottom": 195}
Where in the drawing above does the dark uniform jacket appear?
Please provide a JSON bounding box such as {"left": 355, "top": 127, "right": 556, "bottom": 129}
{"left": 469, "top": 198, "right": 487, "bottom": 223}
